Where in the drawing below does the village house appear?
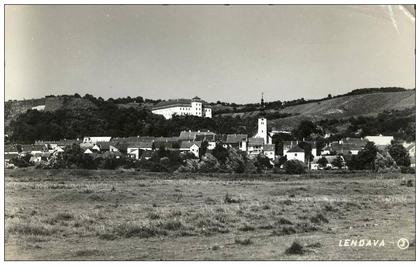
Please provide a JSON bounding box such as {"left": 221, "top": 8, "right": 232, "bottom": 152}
{"left": 322, "top": 138, "right": 367, "bottom": 155}
{"left": 82, "top": 136, "right": 112, "bottom": 144}
{"left": 152, "top": 96, "right": 212, "bottom": 119}
{"left": 153, "top": 137, "right": 180, "bottom": 150}
{"left": 4, "top": 145, "right": 19, "bottom": 163}
{"left": 364, "top": 135, "right": 394, "bottom": 148}
{"left": 127, "top": 141, "right": 154, "bottom": 159}
{"left": 263, "top": 144, "right": 275, "bottom": 160}
{"left": 179, "top": 130, "right": 216, "bottom": 141}
{"left": 225, "top": 134, "right": 248, "bottom": 149}
{"left": 286, "top": 145, "right": 305, "bottom": 163}
{"left": 283, "top": 140, "right": 317, "bottom": 158}
{"left": 180, "top": 141, "right": 202, "bottom": 157}
{"left": 403, "top": 142, "right": 416, "bottom": 167}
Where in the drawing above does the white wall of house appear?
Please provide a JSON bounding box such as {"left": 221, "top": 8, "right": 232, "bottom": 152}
{"left": 204, "top": 108, "right": 212, "bottom": 118}
{"left": 365, "top": 135, "right": 393, "bottom": 146}
{"left": 83, "top": 137, "right": 112, "bottom": 144}
{"left": 191, "top": 101, "right": 203, "bottom": 117}
{"left": 286, "top": 152, "right": 305, "bottom": 163}
{"left": 247, "top": 145, "right": 263, "bottom": 157}
{"left": 127, "top": 148, "right": 140, "bottom": 159}
{"left": 110, "top": 145, "right": 119, "bottom": 152}
{"left": 190, "top": 144, "right": 200, "bottom": 157}
{"left": 152, "top": 100, "right": 212, "bottom": 119}
{"left": 311, "top": 148, "right": 317, "bottom": 158}
{"left": 207, "top": 141, "right": 216, "bottom": 150}
{"left": 152, "top": 106, "right": 191, "bottom": 119}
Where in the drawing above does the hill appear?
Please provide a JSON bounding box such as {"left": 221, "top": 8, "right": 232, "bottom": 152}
{"left": 5, "top": 88, "right": 415, "bottom": 143}
{"left": 217, "top": 90, "right": 415, "bottom": 130}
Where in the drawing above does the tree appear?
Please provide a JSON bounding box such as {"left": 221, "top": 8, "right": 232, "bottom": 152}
{"left": 275, "top": 155, "right": 287, "bottom": 168}
{"left": 331, "top": 156, "right": 344, "bottom": 169}
{"left": 317, "top": 157, "right": 328, "bottom": 168}
{"left": 374, "top": 150, "right": 398, "bottom": 172}
{"left": 272, "top": 133, "right": 295, "bottom": 156}
{"left": 283, "top": 160, "right": 306, "bottom": 174}
{"left": 254, "top": 153, "right": 273, "bottom": 173}
{"left": 387, "top": 141, "right": 411, "bottom": 167}
{"left": 347, "top": 142, "right": 378, "bottom": 171}
{"left": 298, "top": 141, "right": 314, "bottom": 162}
{"left": 293, "top": 120, "right": 321, "bottom": 140}
{"left": 211, "top": 142, "right": 229, "bottom": 164}
{"left": 199, "top": 141, "right": 209, "bottom": 159}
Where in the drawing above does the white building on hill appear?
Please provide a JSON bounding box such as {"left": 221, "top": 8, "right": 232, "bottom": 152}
{"left": 152, "top": 96, "right": 212, "bottom": 119}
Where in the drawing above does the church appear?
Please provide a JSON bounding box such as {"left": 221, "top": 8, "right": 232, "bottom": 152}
{"left": 240, "top": 94, "right": 275, "bottom": 160}
{"left": 151, "top": 96, "right": 212, "bottom": 119}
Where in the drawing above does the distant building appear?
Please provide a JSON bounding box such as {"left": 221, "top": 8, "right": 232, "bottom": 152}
{"left": 238, "top": 117, "right": 275, "bottom": 160}
{"left": 254, "top": 117, "right": 272, "bottom": 144}
{"left": 127, "top": 142, "right": 154, "bottom": 159}
{"left": 403, "top": 142, "right": 416, "bottom": 167}
{"left": 179, "top": 130, "right": 215, "bottom": 141}
{"left": 180, "top": 141, "right": 202, "bottom": 157}
{"left": 82, "top": 136, "right": 112, "bottom": 144}
{"left": 322, "top": 138, "right": 367, "bottom": 156}
{"left": 364, "top": 135, "right": 394, "bottom": 147}
{"left": 152, "top": 96, "right": 212, "bottom": 119}
{"left": 31, "top": 105, "right": 46, "bottom": 111}
{"left": 286, "top": 145, "right": 305, "bottom": 163}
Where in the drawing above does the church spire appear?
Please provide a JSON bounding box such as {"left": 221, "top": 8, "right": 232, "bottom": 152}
{"left": 260, "top": 92, "right": 266, "bottom": 117}
{"left": 261, "top": 92, "right": 264, "bottom": 107}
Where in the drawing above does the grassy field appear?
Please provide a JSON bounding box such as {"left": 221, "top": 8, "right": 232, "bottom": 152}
{"left": 4, "top": 168, "right": 416, "bottom": 260}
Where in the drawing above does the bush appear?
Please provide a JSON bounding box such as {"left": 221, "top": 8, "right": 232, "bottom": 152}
{"left": 401, "top": 166, "right": 415, "bottom": 174}
{"left": 254, "top": 153, "right": 273, "bottom": 172}
{"left": 285, "top": 240, "right": 305, "bottom": 255}
{"left": 283, "top": 160, "right": 306, "bottom": 174}
{"left": 374, "top": 150, "right": 398, "bottom": 172}
{"left": 10, "top": 154, "right": 31, "bottom": 168}
{"left": 388, "top": 141, "right": 411, "bottom": 167}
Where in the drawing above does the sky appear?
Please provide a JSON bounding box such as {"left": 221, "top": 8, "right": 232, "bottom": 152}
{"left": 5, "top": 5, "right": 415, "bottom": 103}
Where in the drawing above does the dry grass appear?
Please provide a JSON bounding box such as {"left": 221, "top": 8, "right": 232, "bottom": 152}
{"left": 4, "top": 168, "right": 415, "bottom": 260}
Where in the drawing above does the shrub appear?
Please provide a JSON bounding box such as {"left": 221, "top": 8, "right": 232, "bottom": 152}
{"left": 310, "top": 213, "right": 329, "bottom": 224}
{"left": 317, "top": 157, "right": 328, "bottom": 168}
{"left": 224, "top": 193, "right": 241, "bottom": 204}
{"left": 254, "top": 153, "right": 273, "bottom": 172}
{"left": 285, "top": 240, "right": 305, "bottom": 255}
{"left": 283, "top": 160, "right": 306, "bottom": 174}
{"left": 374, "top": 150, "right": 398, "bottom": 172}
{"left": 388, "top": 141, "right": 411, "bottom": 167}
{"left": 331, "top": 156, "right": 344, "bottom": 169}
{"left": 401, "top": 166, "right": 415, "bottom": 174}
{"left": 10, "top": 154, "right": 32, "bottom": 168}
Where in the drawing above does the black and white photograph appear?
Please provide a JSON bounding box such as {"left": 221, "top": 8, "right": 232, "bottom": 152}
{"left": 2, "top": 2, "right": 416, "bottom": 262}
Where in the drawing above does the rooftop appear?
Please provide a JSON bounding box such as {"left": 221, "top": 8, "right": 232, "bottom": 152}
{"left": 152, "top": 98, "right": 212, "bottom": 110}
{"left": 287, "top": 145, "right": 305, "bottom": 153}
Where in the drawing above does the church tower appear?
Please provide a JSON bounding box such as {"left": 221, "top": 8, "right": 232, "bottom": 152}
{"left": 257, "top": 117, "right": 268, "bottom": 144}
{"left": 257, "top": 92, "right": 268, "bottom": 143}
